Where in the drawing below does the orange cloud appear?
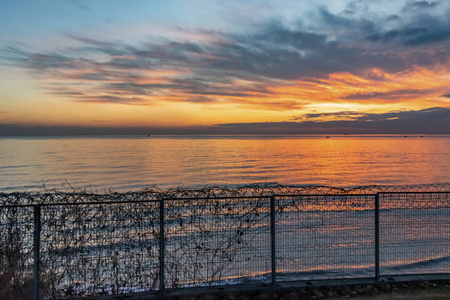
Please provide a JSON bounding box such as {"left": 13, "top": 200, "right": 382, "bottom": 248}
{"left": 269, "top": 66, "right": 449, "bottom": 108}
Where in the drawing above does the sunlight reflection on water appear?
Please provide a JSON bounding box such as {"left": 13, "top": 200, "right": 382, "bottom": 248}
{"left": 0, "top": 134, "right": 449, "bottom": 191}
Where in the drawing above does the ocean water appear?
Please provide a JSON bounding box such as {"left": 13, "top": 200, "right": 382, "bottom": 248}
{"left": 0, "top": 134, "right": 449, "bottom": 192}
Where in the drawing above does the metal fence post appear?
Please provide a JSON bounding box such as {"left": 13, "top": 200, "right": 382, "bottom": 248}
{"left": 159, "top": 199, "right": 165, "bottom": 292}
{"left": 270, "top": 195, "right": 276, "bottom": 285}
{"left": 375, "top": 193, "right": 380, "bottom": 281}
{"left": 33, "top": 205, "right": 41, "bottom": 300}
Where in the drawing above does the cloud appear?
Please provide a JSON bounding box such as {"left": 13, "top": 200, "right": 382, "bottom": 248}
{"left": 234, "top": 99, "right": 306, "bottom": 111}
{"left": 403, "top": 1, "right": 440, "bottom": 11}
{"left": 343, "top": 88, "right": 437, "bottom": 100}
{"left": 366, "top": 13, "right": 450, "bottom": 46}
{"left": 292, "top": 107, "right": 449, "bottom": 123}
{"left": 216, "top": 107, "right": 450, "bottom": 134}
{"left": 441, "top": 93, "right": 450, "bottom": 98}
{"left": 70, "top": 0, "right": 90, "bottom": 10}
{"left": 1, "top": 4, "right": 449, "bottom": 110}
{"left": 355, "top": 106, "right": 448, "bottom": 121}
{"left": 292, "top": 111, "right": 363, "bottom": 121}
{"left": 74, "top": 95, "right": 149, "bottom": 105}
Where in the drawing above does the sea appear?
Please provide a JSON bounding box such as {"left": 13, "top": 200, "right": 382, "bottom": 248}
{"left": 0, "top": 134, "right": 449, "bottom": 192}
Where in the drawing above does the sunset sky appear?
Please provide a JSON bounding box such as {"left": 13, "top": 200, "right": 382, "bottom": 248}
{"left": 1, "top": 0, "right": 449, "bottom": 135}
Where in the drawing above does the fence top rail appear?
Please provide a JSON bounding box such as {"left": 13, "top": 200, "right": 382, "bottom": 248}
{"left": 0, "top": 195, "right": 272, "bottom": 208}
{"left": 377, "top": 191, "right": 449, "bottom": 194}
{"left": 0, "top": 199, "right": 159, "bottom": 208}
{"left": 274, "top": 193, "right": 377, "bottom": 198}
{"left": 1, "top": 191, "right": 449, "bottom": 208}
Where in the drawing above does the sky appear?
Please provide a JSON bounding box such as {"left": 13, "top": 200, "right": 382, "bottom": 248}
{"left": 0, "top": 0, "right": 449, "bottom": 135}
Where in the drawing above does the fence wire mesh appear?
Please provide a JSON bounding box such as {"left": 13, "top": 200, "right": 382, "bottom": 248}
{"left": 275, "top": 195, "right": 375, "bottom": 281}
{"left": 0, "top": 206, "right": 35, "bottom": 299}
{"left": 39, "top": 201, "right": 160, "bottom": 298}
{"left": 379, "top": 192, "right": 450, "bottom": 276}
{"left": 164, "top": 197, "right": 271, "bottom": 288}
{"left": 0, "top": 185, "right": 449, "bottom": 299}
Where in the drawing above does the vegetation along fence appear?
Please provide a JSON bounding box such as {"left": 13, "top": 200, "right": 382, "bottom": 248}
{"left": 0, "top": 184, "right": 449, "bottom": 299}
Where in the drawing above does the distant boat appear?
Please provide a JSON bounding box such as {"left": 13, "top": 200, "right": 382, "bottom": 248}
{"left": 326, "top": 136, "right": 330, "bottom": 138}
